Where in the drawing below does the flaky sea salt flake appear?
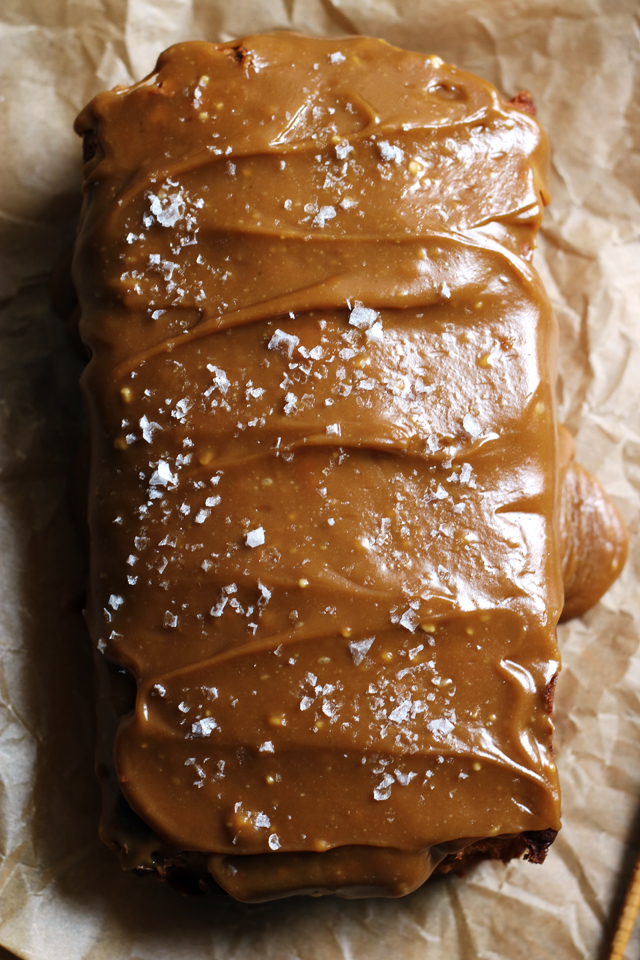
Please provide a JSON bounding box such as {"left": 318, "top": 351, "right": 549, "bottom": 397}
{"left": 389, "top": 698, "right": 412, "bottom": 723}
{"left": 284, "top": 392, "right": 298, "bottom": 415}
{"left": 191, "top": 717, "right": 218, "bottom": 737}
{"left": 246, "top": 527, "right": 265, "bottom": 548}
{"left": 399, "top": 606, "right": 420, "bottom": 631}
{"left": 460, "top": 462, "right": 474, "bottom": 484}
{"left": 395, "top": 770, "right": 417, "bottom": 785}
{"left": 349, "top": 637, "right": 375, "bottom": 665}
{"left": 206, "top": 364, "right": 230, "bottom": 395}
{"left": 258, "top": 580, "right": 272, "bottom": 604}
{"left": 149, "top": 190, "right": 185, "bottom": 228}
{"left": 335, "top": 141, "right": 353, "bottom": 160}
{"left": 377, "top": 141, "right": 404, "bottom": 163}
{"left": 139, "top": 415, "right": 161, "bottom": 442}
{"left": 210, "top": 597, "right": 227, "bottom": 617}
{"left": 313, "top": 205, "right": 336, "bottom": 228}
{"left": 373, "top": 773, "right": 395, "bottom": 801}
{"left": 349, "top": 302, "right": 379, "bottom": 330}
{"left": 268, "top": 329, "right": 299, "bottom": 358}
{"left": 149, "top": 460, "right": 177, "bottom": 488}
{"left": 427, "top": 717, "right": 455, "bottom": 739}
{"left": 463, "top": 414, "right": 482, "bottom": 438}
{"left": 366, "top": 320, "right": 383, "bottom": 343}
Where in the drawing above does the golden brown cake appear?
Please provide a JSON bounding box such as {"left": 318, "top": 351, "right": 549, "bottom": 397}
{"left": 72, "top": 32, "right": 627, "bottom": 901}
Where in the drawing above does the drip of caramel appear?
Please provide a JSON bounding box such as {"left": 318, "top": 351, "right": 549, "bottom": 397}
{"left": 73, "top": 33, "right": 626, "bottom": 901}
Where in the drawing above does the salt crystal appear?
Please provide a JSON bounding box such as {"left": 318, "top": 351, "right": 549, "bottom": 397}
{"left": 268, "top": 328, "right": 299, "bottom": 358}
{"left": 171, "top": 398, "right": 191, "bottom": 420}
{"left": 335, "top": 141, "right": 353, "bottom": 160}
{"left": 139, "top": 415, "right": 161, "bottom": 442}
{"left": 191, "top": 717, "right": 218, "bottom": 737}
{"left": 339, "top": 196, "right": 357, "bottom": 210}
{"left": 349, "top": 636, "right": 375, "bottom": 665}
{"left": 268, "top": 833, "right": 281, "bottom": 850}
{"left": 377, "top": 141, "right": 404, "bottom": 163}
{"left": 395, "top": 770, "right": 417, "bottom": 785}
{"left": 463, "top": 414, "right": 482, "bottom": 437}
{"left": 313, "top": 205, "right": 336, "bottom": 228}
{"left": 259, "top": 741, "right": 275, "bottom": 753}
{"left": 149, "top": 460, "right": 177, "bottom": 487}
{"left": 300, "top": 696, "right": 313, "bottom": 711}
{"left": 349, "top": 302, "right": 379, "bottom": 330}
{"left": 149, "top": 190, "right": 185, "bottom": 227}
{"left": 206, "top": 364, "right": 230, "bottom": 395}
{"left": 108, "top": 595, "right": 124, "bottom": 610}
{"left": 366, "top": 320, "right": 384, "bottom": 343}
{"left": 210, "top": 597, "right": 227, "bottom": 617}
{"left": 206, "top": 495, "right": 221, "bottom": 507}
{"left": 246, "top": 527, "right": 265, "bottom": 548}
{"left": 326, "top": 423, "right": 341, "bottom": 436}
{"left": 255, "top": 812, "right": 271, "bottom": 828}
{"left": 339, "top": 347, "right": 357, "bottom": 360}
{"left": 389, "top": 698, "right": 412, "bottom": 723}
{"left": 164, "top": 611, "right": 178, "bottom": 628}
{"left": 435, "top": 484, "right": 448, "bottom": 499}
{"left": 195, "top": 509, "right": 210, "bottom": 524}
{"left": 427, "top": 717, "right": 455, "bottom": 739}
{"left": 460, "top": 462, "right": 473, "bottom": 484}
{"left": 399, "top": 607, "right": 420, "bottom": 632}
{"left": 178, "top": 701, "right": 190, "bottom": 713}
{"left": 258, "top": 580, "right": 271, "bottom": 604}
{"left": 329, "top": 51, "right": 346, "bottom": 63}
{"left": 373, "top": 773, "right": 395, "bottom": 801}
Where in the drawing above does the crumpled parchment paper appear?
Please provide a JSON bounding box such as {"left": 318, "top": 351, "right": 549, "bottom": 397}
{"left": 0, "top": 1, "right": 639, "bottom": 958}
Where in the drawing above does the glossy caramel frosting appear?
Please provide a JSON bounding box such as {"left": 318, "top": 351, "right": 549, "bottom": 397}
{"left": 73, "top": 33, "right": 625, "bottom": 901}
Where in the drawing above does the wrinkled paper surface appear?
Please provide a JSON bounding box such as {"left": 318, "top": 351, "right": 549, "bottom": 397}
{"left": 1, "top": 1, "right": 639, "bottom": 958}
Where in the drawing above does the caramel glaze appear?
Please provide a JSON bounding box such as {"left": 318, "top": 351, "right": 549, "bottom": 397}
{"left": 557, "top": 426, "right": 628, "bottom": 622}
{"left": 72, "top": 33, "right": 627, "bottom": 901}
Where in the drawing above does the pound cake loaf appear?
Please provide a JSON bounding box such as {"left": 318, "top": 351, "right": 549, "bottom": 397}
{"left": 72, "top": 32, "right": 628, "bottom": 901}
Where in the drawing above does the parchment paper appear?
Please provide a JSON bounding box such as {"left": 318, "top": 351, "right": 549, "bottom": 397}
{"left": 1, "top": 1, "right": 639, "bottom": 958}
